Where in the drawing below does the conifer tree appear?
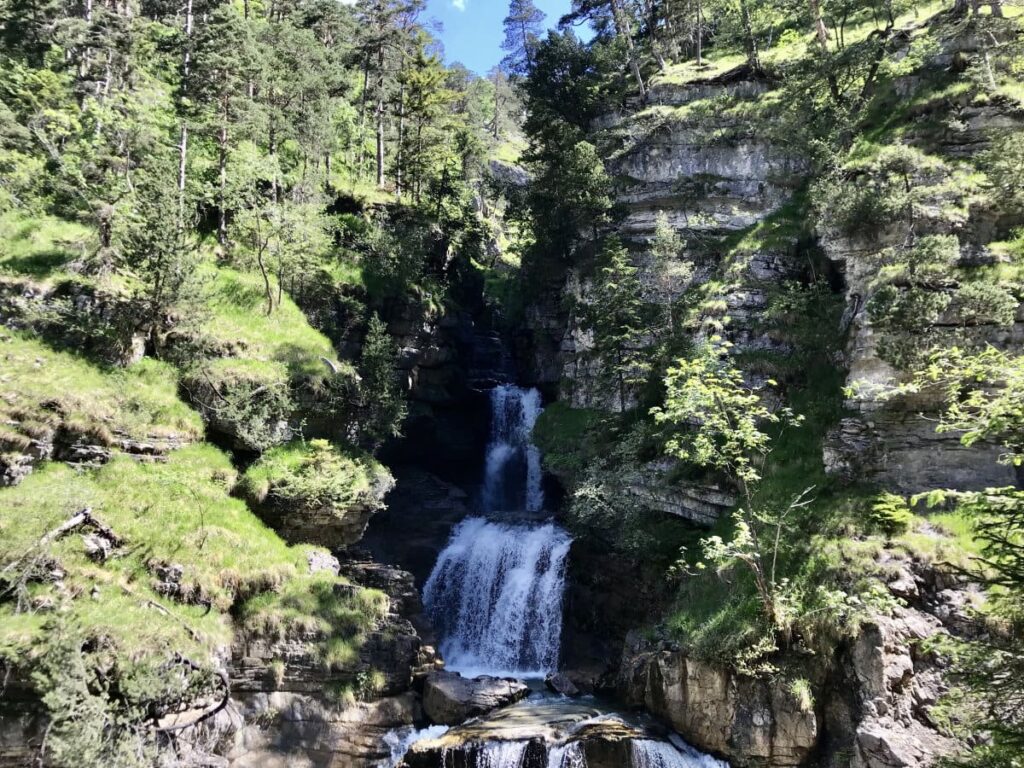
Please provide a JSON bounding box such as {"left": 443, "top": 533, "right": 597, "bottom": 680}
{"left": 501, "top": 0, "right": 546, "bottom": 76}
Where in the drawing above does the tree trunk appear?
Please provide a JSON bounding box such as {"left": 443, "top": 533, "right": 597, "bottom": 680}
{"left": 809, "top": 0, "right": 830, "bottom": 52}
{"left": 178, "top": 0, "right": 193, "bottom": 231}
{"left": 358, "top": 54, "right": 370, "bottom": 178}
{"left": 396, "top": 82, "right": 405, "bottom": 198}
{"left": 738, "top": 0, "right": 761, "bottom": 72}
{"left": 696, "top": 0, "right": 703, "bottom": 66}
{"left": 217, "top": 119, "right": 228, "bottom": 246}
{"left": 375, "top": 43, "right": 386, "bottom": 189}
{"left": 610, "top": 0, "right": 647, "bottom": 99}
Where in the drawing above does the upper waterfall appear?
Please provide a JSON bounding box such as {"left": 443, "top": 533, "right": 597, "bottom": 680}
{"left": 482, "top": 385, "right": 545, "bottom": 513}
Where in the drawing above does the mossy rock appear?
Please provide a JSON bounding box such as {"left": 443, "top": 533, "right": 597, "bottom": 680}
{"left": 239, "top": 439, "right": 395, "bottom": 549}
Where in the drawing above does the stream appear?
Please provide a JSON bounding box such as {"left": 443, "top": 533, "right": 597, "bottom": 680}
{"left": 388, "top": 384, "right": 728, "bottom": 768}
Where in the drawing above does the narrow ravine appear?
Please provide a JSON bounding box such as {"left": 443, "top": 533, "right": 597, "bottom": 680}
{"left": 391, "top": 375, "right": 729, "bottom": 768}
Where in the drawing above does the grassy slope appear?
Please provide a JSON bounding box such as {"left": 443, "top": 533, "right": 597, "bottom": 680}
{"left": 0, "top": 213, "right": 386, "bottom": 692}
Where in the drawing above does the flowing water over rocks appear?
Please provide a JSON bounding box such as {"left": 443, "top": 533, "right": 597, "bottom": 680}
{"left": 393, "top": 382, "right": 728, "bottom": 768}
{"left": 422, "top": 517, "right": 571, "bottom": 678}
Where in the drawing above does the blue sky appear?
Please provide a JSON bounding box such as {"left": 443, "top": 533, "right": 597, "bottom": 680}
{"left": 424, "top": 0, "right": 576, "bottom": 75}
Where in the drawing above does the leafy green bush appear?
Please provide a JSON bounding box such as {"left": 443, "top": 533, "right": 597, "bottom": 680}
{"left": 868, "top": 493, "right": 915, "bottom": 537}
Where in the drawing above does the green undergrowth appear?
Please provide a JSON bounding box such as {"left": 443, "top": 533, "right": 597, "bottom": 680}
{"left": 239, "top": 438, "right": 391, "bottom": 511}
{"left": 0, "top": 212, "right": 95, "bottom": 278}
{"left": 0, "top": 331, "right": 203, "bottom": 447}
{"left": 533, "top": 402, "right": 607, "bottom": 478}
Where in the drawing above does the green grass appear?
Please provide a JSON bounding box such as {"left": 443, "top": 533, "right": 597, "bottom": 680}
{"left": 0, "top": 444, "right": 381, "bottom": 668}
{"left": 201, "top": 268, "right": 340, "bottom": 379}
{"left": 0, "top": 212, "right": 94, "bottom": 278}
{"left": 0, "top": 331, "right": 203, "bottom": 446}
{"left": 239, "top": 438, "right": 391, "bottom": 512}
{"left": 491, "top": 137, "right": 527, "bottom": 166}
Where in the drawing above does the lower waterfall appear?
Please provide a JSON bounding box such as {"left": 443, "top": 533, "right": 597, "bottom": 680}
{"left": 422, "top": 516, "right": 571, "bottom": 677}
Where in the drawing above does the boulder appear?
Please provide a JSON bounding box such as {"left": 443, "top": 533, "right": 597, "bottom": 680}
{"left": 422, "top": 671, "right": 529, "bottom": 726}
{"left": 545, "top": 673, "right": 580, "bottom": 698}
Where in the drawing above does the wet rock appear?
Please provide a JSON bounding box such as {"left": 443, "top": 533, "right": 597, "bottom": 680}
{"left": 422, "top": 671, "right": 530, "bottom": 726}
{"left": 545, "top": 673, "right": 580, "bottom": 698}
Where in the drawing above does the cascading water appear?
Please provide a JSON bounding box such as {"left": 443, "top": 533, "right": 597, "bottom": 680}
{"left": 631, "top": 739, "right": 730, "bottom": 768}
{"left": 482, "top": 385, "right": 545, "bottom": 513}
{"left": 423, "top": 384, "right": 569, "bottom": 678}
{"left": 423, "top": 517, "right": 570, "bottom": 677}
{"left": 547, "top": 742, "right": 586, "bottom": 768}
{"left": 477, "top": 742, "right": 529, "bottom": 768}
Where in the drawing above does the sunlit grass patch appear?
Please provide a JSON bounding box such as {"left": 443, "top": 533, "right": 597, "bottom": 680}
{"left": 0, "top": 331, "right": 203, "bottom": 443}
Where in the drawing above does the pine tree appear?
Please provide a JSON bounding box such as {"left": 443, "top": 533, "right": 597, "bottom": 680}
{"left": 501, "top": 0, "right": 546, "bottom": 77}
{"left": 583, "top": 237, "right": 652, "bottom": 411}
{"left": 357, "top": 314, "right": 407, "bottom": 450}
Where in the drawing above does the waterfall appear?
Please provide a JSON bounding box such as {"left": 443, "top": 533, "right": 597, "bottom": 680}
{"left": 548, "top": 742, "right": 586, "bottom": 768}
{"left": 477, "top": 741, "right": 529, "bottom": 768}
{"left": 422, "top": 517, "right": 571, "bottom": 677}
{"left": 383, "top": 725, "right": 449, "bottom": 767}
{"left": 630, "top": 739, "right": 730, "bottom": 768}
{"left": 483, "top": 385, "right": 545, "bottom": 513}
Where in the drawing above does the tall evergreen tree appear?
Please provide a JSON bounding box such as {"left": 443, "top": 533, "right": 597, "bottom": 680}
{"left": 501, "top": 0, "right": 546, "bottom": 76}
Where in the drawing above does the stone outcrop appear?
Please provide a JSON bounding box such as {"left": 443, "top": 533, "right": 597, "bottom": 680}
{"left": 618, "top": 636, "right": 819, "bottom": 767}
{"left": 248, "top": 470, "right": 395, "bottom": 552}
{"left": 619, "top": 553, "right": 979, "bottom": 768}
{"left": 0, "top": 275, "right": 146, "bottom": 365}
{"left": 421, "top": 671, "right": 530, "bottom": 726}
{"left": 618, "top": 459, "right": 735, "bottom": 526}
{"left": 223, "top": 559, "right": 436, "bottom": 767}
{"left": 224, "top": 691, "right": 420, "bottom": 768}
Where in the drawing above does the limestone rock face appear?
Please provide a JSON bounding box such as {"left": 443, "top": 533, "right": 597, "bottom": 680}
{"left": 422, "top": 671, "right": 530, "bottom": 726}
{"left": 617, "top": 638, "right": 818, "bottom": 767}
{"left": 844, "top": 611, "right": 959, "bottom": 768}
{"left": 619, "top": 554, "right": 976, "bottom": 768}
{"left": 617, "top": 459, "right": 736, "bottom": 526}
{"left": 224, "top": 692, "right": 421, "bottom": 768}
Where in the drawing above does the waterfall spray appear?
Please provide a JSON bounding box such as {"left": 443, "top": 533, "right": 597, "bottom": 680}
{"left": 423, "top": 517, "right": 571, "bottom": 677}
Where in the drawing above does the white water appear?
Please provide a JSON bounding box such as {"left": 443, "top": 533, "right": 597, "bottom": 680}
{"left": 482, "top": 385, "right": 545, "bottom": 513}
{"left": 631, "top": 739, "right": 730, "bottom": 768}
{"left": 422, "top": 516, "right": 571, "bottom": 677}
{"left": 548, "top": 741, "right": 586, "bottom": 767}
{"left": 383, "top": 725, "right": 449, "bottom": 766}
{"left": 477, "top": 741, "right": 529, "bottom": 768}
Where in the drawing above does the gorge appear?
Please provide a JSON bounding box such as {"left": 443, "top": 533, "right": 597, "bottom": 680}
{"left": 1, "top": 1, "right": 1023, "bottom": 767}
